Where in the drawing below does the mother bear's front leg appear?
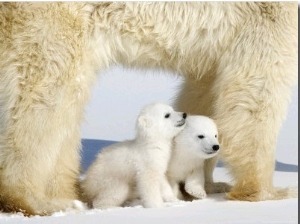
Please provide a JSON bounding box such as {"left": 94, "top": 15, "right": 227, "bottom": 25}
{"left": 0, "top": 2, "right": 95, "bottom": 215}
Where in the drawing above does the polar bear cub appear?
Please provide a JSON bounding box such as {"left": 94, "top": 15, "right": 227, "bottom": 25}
{"left": 81, "top": 103, "right": 187, "bottom": 209}
{"left": 167, "top": 115, "right": 220, "bottom": 200}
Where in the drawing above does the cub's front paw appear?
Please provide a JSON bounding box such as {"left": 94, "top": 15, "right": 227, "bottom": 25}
{"left": 185, "top": 185, "right": 207, "bottom": 199}
{"left": 163, "top": 195, "right": 180, "bottom": 203}
{"left": 143, "top": 198, "right": 164, "bottom": 208}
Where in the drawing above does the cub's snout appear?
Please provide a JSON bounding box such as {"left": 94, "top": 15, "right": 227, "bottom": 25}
{"left": 176, "top": 112, "right": 187, "bottom": 127}
{"left": 212, "top": 145, "right": 219, "bottom": 151}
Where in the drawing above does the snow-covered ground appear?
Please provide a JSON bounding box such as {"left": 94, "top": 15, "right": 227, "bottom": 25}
{"left": 0, "top": 67, "right": 297, "bottom": 223}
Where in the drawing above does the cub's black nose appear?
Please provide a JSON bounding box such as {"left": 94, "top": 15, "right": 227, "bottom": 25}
{"left": 182, "top": 113, "right": 187, "bottom": 119}
{"left": 212, "top": 145, "right": 219, "bottom": 151}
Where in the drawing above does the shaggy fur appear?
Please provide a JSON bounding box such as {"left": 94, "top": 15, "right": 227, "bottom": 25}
{"left": 81, "top": 103, "right": 186, "bottom": 209}
{"left": 0, "top": 2, "right": 298, "bottom": 215}
{"left": 167, "top": 116, "right": 226, "bottom": 200}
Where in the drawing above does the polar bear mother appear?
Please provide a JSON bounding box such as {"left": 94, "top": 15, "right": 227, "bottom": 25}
{"left": 0, "top": 2, "right": 297, "bottom": 215}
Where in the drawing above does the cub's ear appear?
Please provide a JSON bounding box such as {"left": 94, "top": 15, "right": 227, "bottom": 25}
{"left": 137, "top": 115, "right": 153, "bottom": 130}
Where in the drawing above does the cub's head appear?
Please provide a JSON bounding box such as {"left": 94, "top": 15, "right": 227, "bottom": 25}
{"left": 136, "top": 103, "right": 186, "bottom": 139}
{"left": 175, "top": 116, "right": 220, "bottom": 159}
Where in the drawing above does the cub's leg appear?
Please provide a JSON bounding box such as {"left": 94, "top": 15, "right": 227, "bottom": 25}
{"left": 184, "top": 169, "right": 206, "bottom": 199}
{"left": 160, "top": 176, "right": 179, "bottom": 203}
{"left": 137, "top": 169, "right": 164, "bottom": 208}
{"left": 92, "top": 181, "right": 131, "bottom": 209}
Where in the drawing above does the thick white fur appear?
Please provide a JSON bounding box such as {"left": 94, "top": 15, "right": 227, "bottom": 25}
{"left": 81, "top": 103, "right": 186, "bottom": 209}
{"left": 0, "top": 2, "right": 297, "bottom": 215}
{"left": 168, "top": 116, "right": 222, "bottom": 200}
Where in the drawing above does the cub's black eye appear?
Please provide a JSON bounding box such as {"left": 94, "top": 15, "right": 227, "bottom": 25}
{"left": 198, "top": 135, "right": 204, "bottom": 139}
{"left": 215, "top": 135, "right": 217, "bottom": 138}
{"left": 165, "top": 113, "right": 170, "bottom": 118}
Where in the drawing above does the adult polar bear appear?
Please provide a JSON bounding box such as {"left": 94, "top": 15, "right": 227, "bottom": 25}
{"left": 0, "top": 2, "right": 297, "bottom": 215}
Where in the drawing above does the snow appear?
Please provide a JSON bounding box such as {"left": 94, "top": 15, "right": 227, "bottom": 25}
{"left": 0, "top": 67, "right": 297, "bottom": 223}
